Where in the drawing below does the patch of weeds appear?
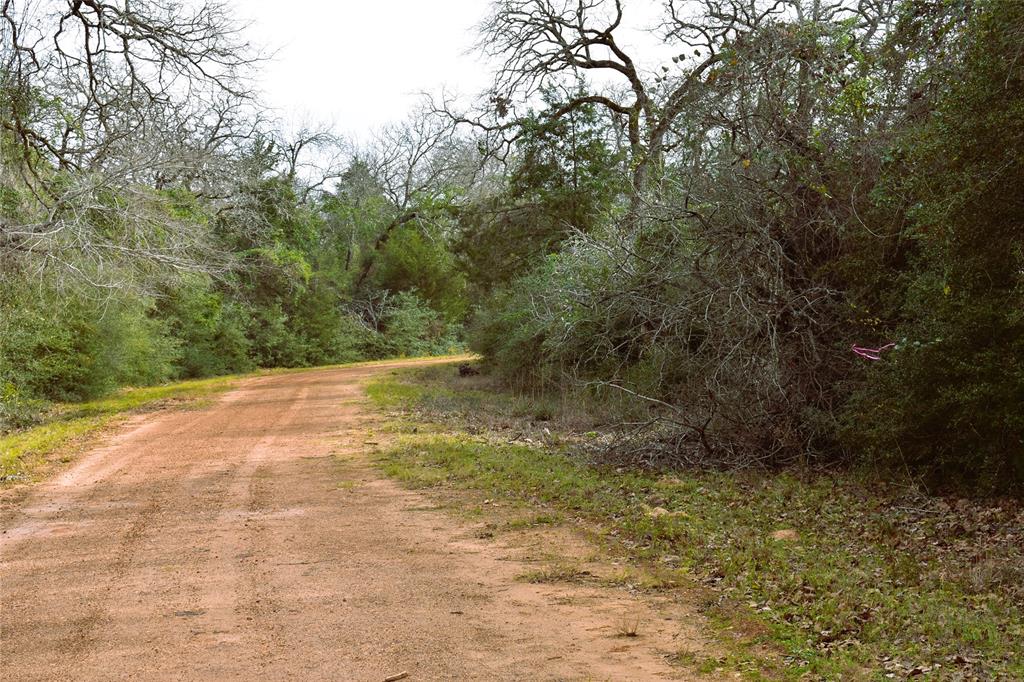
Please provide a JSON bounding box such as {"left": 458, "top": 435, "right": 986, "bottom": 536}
{"left": 364, "top": 376, "right": 425, "bottom": 409}
{"left": 615, "top": 613, "right": 642, "bottom": 637}
{"left": 474, "top": 526, "right": 496, "bottom": 539}
{"left": 602, "top": 567, "right": 682, "bottom": 591}
{"left": 503, "top": 512, "right": 563, "bottom": 531}
{"left": 510, "top": 396, "right": 558, "bottom": 422}
{"left": 695, "top": 652, "right": 778, "bottom": 681}
{"left": 367, "top": 364, "right": 613, "bottom": 436}
{"left": 379, "top": 419, "right": 442, "bottom": 435}
{"left": 378, "top": 454, "right": 450, "bottom": 489}
{"left": 669, "top": 648, "right": 700, "bottom": 667}
{"left": 516, "top": 565, "right": 593, "bottom": 584}
{"left": 673, "top": 647, "right": 781, "bottom": 681}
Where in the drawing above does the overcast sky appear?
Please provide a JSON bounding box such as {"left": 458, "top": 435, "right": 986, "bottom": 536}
{"left": 234, "top": 1, "right": 673, "bottom": 139}
{"left": 234, "top": 1, "right": 492, "bottom": 138}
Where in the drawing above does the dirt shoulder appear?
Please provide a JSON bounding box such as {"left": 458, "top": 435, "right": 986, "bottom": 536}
{"left": 1, "top": 358, "right": 707, "bottom": 681}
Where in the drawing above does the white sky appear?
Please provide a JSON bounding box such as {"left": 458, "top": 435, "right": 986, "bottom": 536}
{"left": 234, "top": 0, "right": 492, "bottom": 138}
{"left": 233, "top": 1, "right": 674, "bottom": 139}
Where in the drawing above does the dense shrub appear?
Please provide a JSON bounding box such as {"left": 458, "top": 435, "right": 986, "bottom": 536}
{"left": 0, "top": 275, "right": 461, "bottom": 435}
{"left": 842, "top": 2, "right": 1024, "bottom": 491}
{"left": 466, "top": 0, "right": 1024, "bottom": 491}
{"left": 0, "top": 285, "right": 179, "bottom": 406}
{"left": 0, "top": 382, "right": 47, "bottom": 432}
{"left": 92, "top": 303, "right": 180, "bottom": 389}
{"left": 366, "top": 292, "right": 463, "bottom": 359}
{"left": 468, "top": 261, "right": 555, "bottom": 388}
{"left": 375, "top": 222, "right": 468, "bottom": 321}
{"left": 156, "top": 279, "right": 254, "bottom": 378}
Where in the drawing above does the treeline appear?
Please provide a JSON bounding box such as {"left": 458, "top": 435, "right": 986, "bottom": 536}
{"left": 0, "top": 149, "right": 468, "bottom": 427}
{"left": 2, "top": 0, "right": 1021, "bottom": 493}
{"left": 0, "top": 172, "right": 462, "bottom": 418}
{"left": 0, "top": 3, "right": 466, "bottom": 429}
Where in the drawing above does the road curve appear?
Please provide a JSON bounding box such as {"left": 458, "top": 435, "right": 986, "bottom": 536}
{"left": 0, "top": 359, "right": 690, "bottom": 681}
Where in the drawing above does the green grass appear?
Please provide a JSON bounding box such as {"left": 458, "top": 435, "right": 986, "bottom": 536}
{"left": 364, "top": 375, "right": 428, "bottom": 408}
{"left": 0, "top": 374, "right": 241, "bottom": 482}
{"left": 368, "top": 365, "right": 1024, "bottom": 681}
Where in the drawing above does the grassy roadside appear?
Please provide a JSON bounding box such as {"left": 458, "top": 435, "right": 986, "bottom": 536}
{"left": 0, "top": 374, "right": 242, "bottom": 484}
{"left": 366, "top": 365, "right": 1024, "bottom": 681}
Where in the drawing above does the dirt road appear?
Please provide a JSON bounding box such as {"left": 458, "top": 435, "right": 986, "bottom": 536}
{"left": 1, "top": 360, "right": 700, "bottom": 681}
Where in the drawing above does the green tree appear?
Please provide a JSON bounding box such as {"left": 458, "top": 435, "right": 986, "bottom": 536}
{"left": 845, "top": 0, "right": 1024, "bottom": 491}
{"left": 457, "top": 97, "right": 624, "bottom": 292}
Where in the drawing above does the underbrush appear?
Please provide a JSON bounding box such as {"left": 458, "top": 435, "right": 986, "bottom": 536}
{"left": 368, "top": 365, "right": 1024, "bottom": 681}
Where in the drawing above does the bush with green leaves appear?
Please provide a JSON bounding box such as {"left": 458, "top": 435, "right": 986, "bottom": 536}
{"left": 155, "top": 278, "right": 254, "bottom": 378}
{"left": 467, "top": 261, "right": 555, "bottom": 388}
{"left": 0, "top": 283, "right": 180, "bottom": 409}
{"left": 0, "top": 382, "right": 47, "bottom": 433}
{"left": 1, "top": 287, "right": 104, "bottom": 403}
{"left": 842, "top": 1, "right": 1024, "bottom": 492}
{"left": 374, "top": 221, "right": 468, "bottom": 322}
{"left": 373, "top": 291, "right": 463, "bottom": 359}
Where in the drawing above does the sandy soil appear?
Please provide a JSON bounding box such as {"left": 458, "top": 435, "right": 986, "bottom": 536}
{"left": 0, "top": 360, "right": 709, "bottom": 681}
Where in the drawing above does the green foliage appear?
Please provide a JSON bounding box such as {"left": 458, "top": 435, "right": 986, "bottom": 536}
{"left": 365, "top": 291, "right": 463, "bottom": 359}
{"left": 156, "top": 278, "right": 253, "bottom": 378}
{"left": 0, "top": 289, "right": 100, "bottom": 404}
{"left": 0, "top": 182, "right": 22, "bottom": 220}
{"left": 467, "top": 260, "right": 557, "bottom": 386}
{"left": 0, "top": 382, "right": 47, "bottom": 433}
{"left": 243, "top": 300, "right": 311, "bottom": 368}
{"left": 463, "top": 0, "right": 1024, "bottom": 492}
{"left": 2, "top": 144, "right": 468, "bottom": 423}
{"left": 0, "top": 284, "right": 180, "bottom": 408}
{"left": 457, "top": 98, "right": 625, "bottom": 292}
{"left": 92, "top": 303, "right": 180, "bottom": 389}
{"left": 374, "top": 221, "right": 468, "bottom": 320}
{"left": 843, "top": 0, "right": 1024, "bottom": 492}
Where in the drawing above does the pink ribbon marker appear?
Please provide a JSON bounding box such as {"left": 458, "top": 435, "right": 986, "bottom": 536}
{"left": 852, "top": 342, "right": 896, "bottom": 361}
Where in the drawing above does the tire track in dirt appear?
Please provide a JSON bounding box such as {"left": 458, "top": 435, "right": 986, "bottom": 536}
{"left": 1, "top": 406, "right": 226, "bottom": 679}
{"left": 1, "top": 359, "right": 712, "bottom": 680}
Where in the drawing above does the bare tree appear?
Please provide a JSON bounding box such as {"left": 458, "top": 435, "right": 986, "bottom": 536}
{"left": 267, "top": 121, "right": 349, "bottom": 201}
{"left": 446, "top": 0, "right": 900, "bottom": 205}
{"left": 1, "top": 0, "right": 256, "bottom": 171}
{"left": 0, "top": 0, "right": 262, "bottom": 288}
{"left": 366, "top": 107, "right": 473, "bottom": 211}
